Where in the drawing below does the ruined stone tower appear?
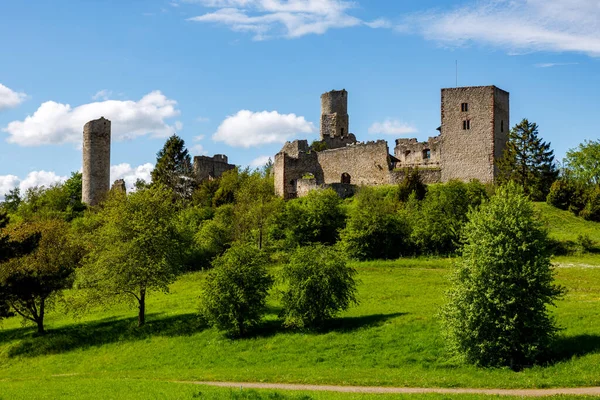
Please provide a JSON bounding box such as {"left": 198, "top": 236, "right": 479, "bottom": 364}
{"left": 320, "top": 89, "right": 356, "bottom": 149}
{"left": 440, "top": 86, "right": 509, "bottom": 183}
{"left": 82, "top": 117, "right": 111, "bottom": 206}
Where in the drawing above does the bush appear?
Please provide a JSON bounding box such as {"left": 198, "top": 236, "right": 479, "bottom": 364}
{"left": 441, "top": 183, "right": 564, "bottom": 369}
{"left": 409, "top": 180, "right": 488, "bottom": 255}
{"left": 281, "top": 245, "right": 358, "bottom": 328}
{"left": 546, "top": 179, "right": 573, "bottom": 210}
{"left": 398, "top": 168, "right": 427, "bottom": 202}
{"left": 580, "top": 186, "right": 600, "bottom": 222}
{"left": 199, "top": 244, "right": 273, "bottom": 336}
{"left": 340, "top": 187, "right": 411, "bottom": 260}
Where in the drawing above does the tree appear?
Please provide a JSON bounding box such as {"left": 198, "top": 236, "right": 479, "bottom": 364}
{"left": 151, "top": 134, "right": 196, "bottom": 199}
{"left": 281, "top": 245, "right": 358, "bottom": 328}
{"left": 78, "top": 186, "right": 183, "bottom": 326}
{"left": 2, "top": 187, "right": 21, "bottom": 214}
{"left": 498, "top": 119, "right": 558, "bottom": 201}
{"left": 0, "top": 219, "right": 79, "bottom": 334}
{"left": 564, "top": 140, "right": 600, "bottom": 186}
{"left": 199, "top": 244, "right": 273, "bottom": 336}
{"left": 340, "top": 187, "right": 411, "bottom": 260}
{"left": 441, "top": 183, "right": 564, "bottom": 369}
{"left": 397, "top": 168, "right": 427, "bottom": 202}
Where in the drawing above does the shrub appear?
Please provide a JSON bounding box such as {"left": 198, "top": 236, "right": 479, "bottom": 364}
{"left": 546, "top": 179, "right": 573, "bottom": 210}
{"left": 441, "top": 183, "right": 564, "bottom": 369}
{"left": 199, "top": 244, "right": 273, "bottom": 336}
{"left": 410, "top": 180, "right": 488, "bottom": 255}
{"left": 580, "top": 186, "right": 600, "bottom": 222}
{"left": 398, "top": 168, "right": 427, "bottom": 202}
{"left": 281, "top": 245, "right": 358, "bottom": 328}
{"left": 340, "top": 187, "right": 411, "bottom": 260}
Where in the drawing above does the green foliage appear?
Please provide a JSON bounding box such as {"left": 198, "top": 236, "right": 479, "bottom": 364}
{"left": 193, "top": 179, "right": 221, "bottom": 208}
{"left": 1, "top": 187, "right": 21, "bottom": 213}
{"left": 409, "top": 180, "right": 488, "bottom": 255}
{"left": 234, "top": 171, "right": 283, "bottom": 249}
{"left": 397, "top": 168, "right": 427, "bottom": 202}
{"left": 174, "top": 206, "right": 214, "bottom": 271}
{"left": 151, "top": 134, "right": 196, "bottom": 199}
{"left": 340, "top": 187, "right": 411, "bottom": 260}
{"left": 580, "top": 186, "right": 600, "bottom": 222}
{"left": 281, "top": 245, "right": 358, "bottom": 328}
{"left": 441, "top": 183, "right": 564, "bottom": 369}
{"left": 310, "top": 140, "right": 328, "bottom": 152}
{"left": 565, "top": 139, "right": 600, "bottom": 186}
{"left": 0, "top": 219, "right": 80, "bottom": 333}
{"left": 78, "top": 186, "right": 183, "bottom": 326}
{"left": 546, "top": 179, "right": 574, "bottom": 211}
{"left": 199, "top": 244, "right": 273, "bottom": 336}
{"left": 212, "top": 168, "right": 250, "bottom": 207}
{"left": 497, "top": 119, "right": 558, "bottom": 201}
{"left": 275, "top": 189, "right": 345, "bottom": 248}
{"left": 195, "top": 204, "right": 235, "bottom": 266}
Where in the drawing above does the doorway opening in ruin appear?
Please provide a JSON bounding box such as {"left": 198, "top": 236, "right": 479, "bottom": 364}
{"left": 423, "top": 149, "right": 431, "bottom": 159}
{"left": 341, "top": 173, "right": 351, "bottom": 184}
{"left": 341, "top": 128, "right": 345, "bottom": 136}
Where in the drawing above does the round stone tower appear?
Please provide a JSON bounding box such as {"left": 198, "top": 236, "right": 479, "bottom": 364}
{"left": 320, "top": 89, "right": 349, "bottom": 140}
{"left": 82, "top": 117, "right": 111, "bottom": 206}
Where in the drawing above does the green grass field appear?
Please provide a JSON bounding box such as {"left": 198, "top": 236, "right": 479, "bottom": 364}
{"left": 1, "top": 204, "right": 600, "bottom": 399}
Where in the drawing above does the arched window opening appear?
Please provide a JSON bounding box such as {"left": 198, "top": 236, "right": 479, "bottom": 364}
{"left": 341, "top": 173, "right": 351, "bottom": 184}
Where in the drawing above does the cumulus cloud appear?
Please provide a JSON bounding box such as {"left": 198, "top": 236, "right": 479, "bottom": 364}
{"left": 368, "top": 119, "right": 417, "bottom": 136}
{"left": 403, "top": 0, "right": 600, "bottom": 57}
{"left": 249, "top": 155, "right": 272, "bottom": 168}
{"left": 186, "top": 0, "right": 388, "bottom": 40}
{"left": 212, "top": 109, "right": 315, "bottom": 147}
{"left": 0, "top": 83, "right": 27, "bottom": 111}
{"left": 3, "top": 91, "right": 182, "bottom": 147}
{"left": 92, "top": 89, "right": 113, "bottom": 101}
{"left": 0, "top": 171, "right": 68, "bottom": 200}
{"left": 110, "top": 163, "right": 155, "bottom": 191}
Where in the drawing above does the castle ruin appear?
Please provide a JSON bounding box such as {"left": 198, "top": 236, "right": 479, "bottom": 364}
{"left": 193, "top": 154, "right": 236, "bottom": 183}
{"left": 82, "top": 117, "right": 111, "bottom": 206}
{"left": 274, "top": 86, "right": 509, "bottom": 199}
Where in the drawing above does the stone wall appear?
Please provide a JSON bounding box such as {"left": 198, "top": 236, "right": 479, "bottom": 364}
{"left": 82, "top": 117, "right": 111, "bottom": 206}
{"left": 493, "top": 88, "right": 510, "bottom": 179}
{"left": 389, "top": 168, "right": 442, "bottom": 185}
{"left": 441, "top": 86, "right": 497, "bottom": 183}
{"left": 274, "top": 141, "right": 321, "bottom": 199}
{"left": 320, "top": 89, "right": 349, "bottom": 140}
{"left": 193, "top": 154, "right": 236, "bottom": 183}
{"left": 394, "top": 136, "right": 441, "bottom": 169}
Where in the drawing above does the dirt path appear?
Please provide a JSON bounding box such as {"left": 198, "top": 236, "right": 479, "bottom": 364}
{"left": 186, "top": 381, "right": 600, "bottom": 397}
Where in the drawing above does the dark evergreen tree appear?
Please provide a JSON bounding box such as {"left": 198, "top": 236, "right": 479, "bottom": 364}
{"left": 498, "top": 119, "right": 558, "bottom": 201}
{"left": 2, "top": 187, "right": 21, "bottom": 213}
{"left": 151, "top": 134, "right": 196, "bottom": 199}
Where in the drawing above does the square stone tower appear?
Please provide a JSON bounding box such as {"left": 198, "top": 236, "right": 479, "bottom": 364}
{"left": 440, "top": 86, "right": 509, "bottom": 183}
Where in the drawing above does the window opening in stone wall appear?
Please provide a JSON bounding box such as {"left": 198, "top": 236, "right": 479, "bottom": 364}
{"left": 423, "top": 149, "right": 431, "bottom": 159}
{"left": 461, "top": 103, "right": 469, "bottom": 112}
{"left": 341, "top": 173, "right": 351, "bottom": 184}
{"left": 501, "top": 120, "right": 504, "bottom": 132}
{"left": 463, "top": 120, "right": 471, "bottom": 130}
{"left": 341, "top": 128, "right": 345, "bottom": 136}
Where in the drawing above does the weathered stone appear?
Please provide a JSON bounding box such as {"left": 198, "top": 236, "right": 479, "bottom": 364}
{"left": 82, "top": 117, "right": 111, "bottom": 206}
{"left": 111, "top": 179, "right": 126, "bottom": 194}
{"left": 193, "top": 154, "right": 236, "bottom": 183}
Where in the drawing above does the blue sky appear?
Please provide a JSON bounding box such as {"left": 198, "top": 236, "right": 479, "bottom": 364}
{"left": 1, "top": 0, "right": 598, "bottom": 198}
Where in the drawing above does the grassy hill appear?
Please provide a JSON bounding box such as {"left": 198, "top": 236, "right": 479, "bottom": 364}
{"left": 1, "top": 253, "right": 600, "bottom": 398}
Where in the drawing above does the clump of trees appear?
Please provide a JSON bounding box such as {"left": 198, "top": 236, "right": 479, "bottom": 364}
{"left": 441, "top": 183, "right": 564, "bottom": 369}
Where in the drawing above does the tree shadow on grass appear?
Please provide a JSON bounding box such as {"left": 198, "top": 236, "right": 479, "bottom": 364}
{"left": 6, "top": 312, "right": 206, "bottom": 358}
{"left": 550, "top": 334, "right": 600, "bottom": 363}
{"left": 248, "top": 312, "right": 407, "bottom": 339}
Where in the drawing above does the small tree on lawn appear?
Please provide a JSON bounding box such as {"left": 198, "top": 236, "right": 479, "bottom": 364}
{"left": 441, "top": 182, "right": 564, "bottom": 369}
{"left": 281, "top": 245, "right": 358, "bottom": 329}
{"left": 0, "top": 219, "right": 80, "bottom": 334}
{"left": 199, "top": 244, "right": 273, "bottom": 336}
{"left": 78, "top": 185, "right": 182, "bottom": 327}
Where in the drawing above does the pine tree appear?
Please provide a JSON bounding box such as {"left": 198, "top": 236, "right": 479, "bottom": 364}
{"left": 151, "top": 135, "right": 196, "bottom": 199}
{"left": 498, "top": 119, "right": 558, "bottom": 201}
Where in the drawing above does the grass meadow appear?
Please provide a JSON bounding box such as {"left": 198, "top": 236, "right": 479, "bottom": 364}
{"left": 0, "top": 204, "right": 600, "bottom": 398}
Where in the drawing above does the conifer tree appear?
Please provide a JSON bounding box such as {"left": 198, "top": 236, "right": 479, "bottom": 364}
{"left": 498, "top": 119, "right": 558, "bottom": 200}
{"left": 151, "top": 134, "right": 196, "bottom": 199}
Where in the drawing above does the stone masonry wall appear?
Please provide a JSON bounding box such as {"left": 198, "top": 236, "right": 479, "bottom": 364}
{"left": 394, "top": 136, "right": 441, "bottom": 169}
{"left": 389, "top": 168, "right": 442, "bottom": 185}
{"left": 320, "top": 89, "right": 349, "bottom": 140}
{"left": 441, "top": 86, "right": 496, "bottom": 183}
{"left": 193, "top": 154, "right": 236, "bottom": 183}
{"left": 82, "top": 117, "right": 111, "bottom": 206}
{"left": 493, "top": 88, "right": 510, "bottom": 179}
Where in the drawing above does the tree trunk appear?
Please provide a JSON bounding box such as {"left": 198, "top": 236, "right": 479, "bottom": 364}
{"left": 36, "top": 298, "right": 45, "bottom": 334}
{"left": 138, "top": 288, "right": 146, "bottom": 327}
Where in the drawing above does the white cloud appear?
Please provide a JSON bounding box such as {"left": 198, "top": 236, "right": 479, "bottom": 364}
{"left": 368, "top": 119, "right": 417, "bottom": 136}
{"left": 534, "top": 62, "right": 579, "bottom": 68}
{"left": 191, "top": 143, "right": 208, "bottom": 155}
{"left": 212, "top": 109, "right": 315, "bottom": 147}
{"left": 92, "top": 89, "right": 113, "bottom": 101}
{"left": 403, "top": 0, "right": 600, "bottom": 57}
{"left": 3, "top": 91, "right": 182, "bottom": 147}
{"left": 0, "top": 171, "right": 68, "bottom": 200}
{"left": 0, "top": 83, "right": 27, "bottom": 111}
{"left": 187, "top": 0, "right": 386, "bottom": 40}
{"left": 110, "top": 163, "right": 155, "bottom": 191}
{"left": 249, "top": 155, "right": 272, "bottom": 168}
